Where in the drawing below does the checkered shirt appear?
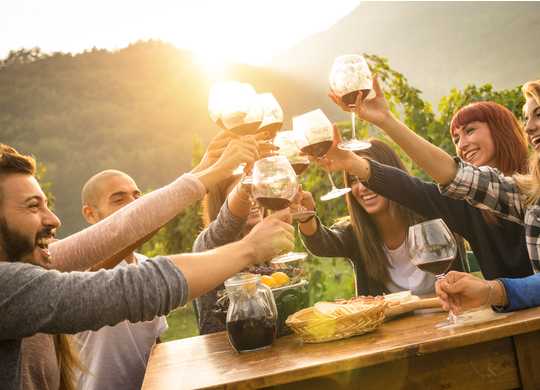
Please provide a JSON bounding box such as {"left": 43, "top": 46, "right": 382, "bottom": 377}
{"left": 439, "top": 158, "right": 540, "bottom": 264}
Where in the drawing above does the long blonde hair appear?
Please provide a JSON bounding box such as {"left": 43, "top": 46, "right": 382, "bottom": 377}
{"left": 516, "top": 80, "right": 540, "bottom": 205}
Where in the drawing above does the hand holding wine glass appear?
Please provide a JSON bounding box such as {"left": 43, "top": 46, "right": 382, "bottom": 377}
{"left": 329, "top": 54, "right": 373, "bottom": 151}
{"left": 330, "top": 76, "right": 394, "bottom": 130}
{"left": 211, "top": 137, "right": 260, "bottom": 176}
{"left": 192, "top": 130, "right": 238, "bottom": 173}
{"left": 408, "top": 218, "right": 459, "bottom": 327}
{"left": 251, "top": 156, "right": 308, "bottom": 263}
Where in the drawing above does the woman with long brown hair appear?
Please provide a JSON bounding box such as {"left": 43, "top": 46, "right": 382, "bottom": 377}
{"left": 298, "top": 139, "right": 460, "bottom": 295}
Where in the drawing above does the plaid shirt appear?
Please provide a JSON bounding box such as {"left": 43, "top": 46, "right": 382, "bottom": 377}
{"left": 440, "top": 159, "right": 540, "bottom": 264}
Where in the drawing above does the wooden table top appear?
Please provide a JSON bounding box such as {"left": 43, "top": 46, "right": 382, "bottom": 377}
{"left": 142, "top": 306, "right": 540, "bottom": 389}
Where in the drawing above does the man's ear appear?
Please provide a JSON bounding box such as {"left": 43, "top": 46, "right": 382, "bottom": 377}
{"left": 82, "top": 204, "right": 98, "bottom": 224}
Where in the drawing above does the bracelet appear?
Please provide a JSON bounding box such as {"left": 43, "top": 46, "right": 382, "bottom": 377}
{"left": 298, "top": 214, "right": 316, "bottom": 224}
{"left": 483, "top": 280, "right": 495, "bottom": 307}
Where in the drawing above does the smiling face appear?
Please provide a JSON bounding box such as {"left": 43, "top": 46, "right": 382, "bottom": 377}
{"left": 451, "top": 121, "right": 497, "bottom": 168}
{"left": 0, "top": 174, "right": 60, "bottom": 265}
{"left": 524, "top": 97, "right": 540, "bottom": 152}
{"left": 350, "top": 176, "right": 389, "bottom": 216}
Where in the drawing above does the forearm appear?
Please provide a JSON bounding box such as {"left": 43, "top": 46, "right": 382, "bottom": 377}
{"left": 377, "top": 113, "right": 458, "bottom": 185}
{"left": 345, "top": 155, "right": 371, "bottom": 181}
{"left": 0, "top": 258, "right": 187, "bottom": 339}
{"left": 50, "top": 173, "right": 206, "bottom": 271}
{"left": 227, "top": 184, "right": 253, "bottom": 219}
{"left": 170, "top": 240, "right": 256, "bottom": 301}
{"left": 193, "top": 200, "right": 246, "bottom": 252}
{"left": 300, "top": 219, "right": 352, "bottom": 258}
{"left": 496, "top": 274, "right": 540, "bottom": 311}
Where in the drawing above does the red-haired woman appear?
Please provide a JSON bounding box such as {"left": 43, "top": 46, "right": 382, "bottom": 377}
{"left": 324, "top": 94, "right": 533, "bottom": 281}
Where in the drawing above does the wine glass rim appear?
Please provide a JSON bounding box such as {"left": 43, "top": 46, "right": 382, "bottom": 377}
{"left": 409, "top": 218, "right": 447, "bottom": 229}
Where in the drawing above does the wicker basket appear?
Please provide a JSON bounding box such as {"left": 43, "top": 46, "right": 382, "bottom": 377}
{"left": 285, "top": 299, "right": 387, "bottom": 343}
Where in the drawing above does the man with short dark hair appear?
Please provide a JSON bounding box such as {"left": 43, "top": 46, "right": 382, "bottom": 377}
{"left": 0, "top": 143, "right": 295, "bottom": 390}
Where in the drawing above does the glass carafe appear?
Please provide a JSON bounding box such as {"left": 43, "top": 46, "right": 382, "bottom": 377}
{"left": 225, "top": 273, "right": 277, "bottom": 353}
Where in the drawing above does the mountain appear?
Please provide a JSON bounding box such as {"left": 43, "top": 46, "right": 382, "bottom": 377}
{"left": 271, "top": 1, "right": 540, "bottom": 115}
{"left": 0, "top": 42, "right": 317, "bottom": 236}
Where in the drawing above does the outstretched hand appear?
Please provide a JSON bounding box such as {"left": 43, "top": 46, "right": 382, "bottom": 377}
{"left": 242, "top": 209, "right": 295, "bottom": 264}
{"left": 211, "top": 136, "right": 260, "bottom": 176}
{"left": 310, "top": 125, "right": 357, "bottom": 173}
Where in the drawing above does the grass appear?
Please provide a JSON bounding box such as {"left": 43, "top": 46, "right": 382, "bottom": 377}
{"left": 161, "top": 256, "right": 355, "bottom": 342}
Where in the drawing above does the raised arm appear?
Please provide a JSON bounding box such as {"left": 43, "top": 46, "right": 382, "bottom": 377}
{"left": 50, "top": 137, "right": 260, "bottom": 271}
{"left": 330, "top": 77, "right": 458, "bottom": 186}
{"left": 0, "top": 210, "right": 294, "bottom": 340}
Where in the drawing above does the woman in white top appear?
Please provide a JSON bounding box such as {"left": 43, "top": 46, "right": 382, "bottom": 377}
{"left": 299, "top": 138, "right": 464, "bottom": 296}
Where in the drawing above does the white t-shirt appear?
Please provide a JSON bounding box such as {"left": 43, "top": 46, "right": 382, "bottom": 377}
{"left": 75, "top": 254, "right": 168, "bottom": 390}
{"left": 383, "top": 241, "right": 436, "bottom": 296}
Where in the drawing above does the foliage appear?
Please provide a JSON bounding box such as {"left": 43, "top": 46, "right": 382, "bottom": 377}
{"left": 35, "top": 162, "right": 55, "bottom": 209}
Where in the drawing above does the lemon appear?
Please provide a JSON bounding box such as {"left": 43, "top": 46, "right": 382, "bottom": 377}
{"left": 260, "top": 275, "right": 277, "bottom": 288}
{"left": 271, "top": 272, "right": 290, "bottom": 287}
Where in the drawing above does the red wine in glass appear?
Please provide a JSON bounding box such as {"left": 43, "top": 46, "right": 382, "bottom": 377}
{"left": 291, "top": 162, "right": 309, "bottom": 175}
{"left": 414, "top": 258, "right": 454, "bottom": 276}
{"left": 300, "top": 140, "right": 333, "bottom": 158}
{"left": 256, "top": 197, "right": 291, "bottom": 211}
{"left": 341, "top": 89, "right": 371, "bottom": 107}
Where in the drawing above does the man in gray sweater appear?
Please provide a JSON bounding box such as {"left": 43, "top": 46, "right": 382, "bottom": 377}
{"left": 0, "top": 143, "right": 294, "bottom": 390}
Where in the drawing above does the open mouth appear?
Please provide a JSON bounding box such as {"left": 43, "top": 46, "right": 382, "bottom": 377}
{"left": 463, "top": 149, "right": 479, "bottom": 163}
{"left": 361, "top": 193, "right": 378, "bottom": 202}
{"left": 531, "top": 135, "right": 540, "bottom": 149}
{"left": 35, "top": 232, "right": 56, "bottom": 260}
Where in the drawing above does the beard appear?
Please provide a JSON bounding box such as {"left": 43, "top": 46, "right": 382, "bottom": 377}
{"left": 0, "top": 217, "right": 35, "bottom": 262}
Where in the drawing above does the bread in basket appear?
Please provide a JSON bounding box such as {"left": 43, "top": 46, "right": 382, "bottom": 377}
{"left": 286, "top": 292, "right": 441, "bottom": 343}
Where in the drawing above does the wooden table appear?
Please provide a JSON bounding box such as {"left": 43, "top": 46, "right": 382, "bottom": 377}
{"left": 142, "top": 306, "right": 540, "bottom": 389}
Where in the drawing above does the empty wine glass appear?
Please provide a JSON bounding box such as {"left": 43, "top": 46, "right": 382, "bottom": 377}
{"left": 329, "top": 54, "right": 373, "bottom": 151}
{"left": 273, "top": 131, "right": 314, "bottom": 221}
{"left": 407, "top": 218, "right": 458, "bottom": 327}
{"left": 257, "top": 93, "right": 283, "bottom": 138}
{"left": 251, "top": 155, "right": 307, "bottom": 263}
{"left": 293, "top": 109, "right": 351, "bottom": 201}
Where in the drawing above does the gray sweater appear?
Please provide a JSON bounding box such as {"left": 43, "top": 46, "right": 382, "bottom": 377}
{"left": 0, "top": 256, "right": 188, "bottom": 390}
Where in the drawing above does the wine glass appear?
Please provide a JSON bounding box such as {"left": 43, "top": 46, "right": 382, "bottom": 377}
{"left": 407, "top": 218, "right": 457, "bottom": 327}
{"left": 329, "top": 54, "right": 373, "bottom": 151}
{"left": 273, "top": 131, "right": 314, "bottom": 221}
{"left": 293, "top": 109, "right": 351, "bottom": 201}
{"left": 208, "top": 81, "right": 262, "bottom": 177}
{"left": 257, "top": 93, "right": 283, "bottom": 138}
{"left": 208, "top": 81, "right": 240, "bottom": 129}
{"left": 251, "top": 155, "right": 308, "bottom": 263}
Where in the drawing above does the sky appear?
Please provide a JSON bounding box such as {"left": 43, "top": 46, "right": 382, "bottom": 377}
{"left": 1, "top": 0, "right": 360, "bottom": 67}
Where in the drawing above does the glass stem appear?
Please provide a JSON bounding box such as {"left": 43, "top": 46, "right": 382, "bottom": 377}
{"left": 327, "top": 172, "right": 337, "bottom": 190}
{"left": 350, "top": 110, "right": 357, "bottom": 140}
{"left": 436, "top": 273, "right": 457, "bottom": 324}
